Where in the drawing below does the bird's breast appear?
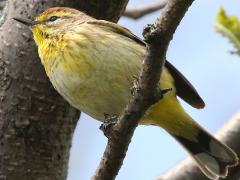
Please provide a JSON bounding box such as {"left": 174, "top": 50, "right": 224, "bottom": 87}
{"left": 47, "top": 52, "right": 135, "bottom": 121}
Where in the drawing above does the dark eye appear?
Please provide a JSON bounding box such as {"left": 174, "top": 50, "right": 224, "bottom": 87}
{"left": 49, "top": 16, "right": 59, "bottom": 22}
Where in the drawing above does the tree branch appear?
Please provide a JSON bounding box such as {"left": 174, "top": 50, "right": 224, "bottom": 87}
{"left": 123, "top": 0, "right": 167, "bottom": 19}
{"left": 92, "top": 0, "right": 194, "bottom": 179}
{"left": 158, "top": 112, "right": 240, "bottom": 180}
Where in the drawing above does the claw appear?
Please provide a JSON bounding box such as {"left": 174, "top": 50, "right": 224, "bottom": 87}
{"left": 130, "top": 75, "right": 140, "bottom": 96}
{"left": 161, "top": 88, "right": 172, "bottom": 95}
{"left": 149, "top": 87, "right": 172, "bottom": 104}
{"left": 100, "top": 113, "right": 118, "bottom": 138}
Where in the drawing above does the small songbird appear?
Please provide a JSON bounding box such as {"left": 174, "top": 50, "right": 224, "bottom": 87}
{"left": 14, "top": 7, "right": 238, "bottom": 179}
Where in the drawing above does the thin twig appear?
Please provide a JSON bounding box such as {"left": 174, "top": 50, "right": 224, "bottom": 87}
{"left": 157, "top": 112, "right": 240, "bottom": 180}
{"left": 123, "top": 0, "right": 167, "bottom": 19}
{"left": 92, "top": 0, "right": 194, "bottom": 179}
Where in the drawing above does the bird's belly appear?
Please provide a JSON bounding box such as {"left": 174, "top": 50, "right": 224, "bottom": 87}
{"left": 49, "top": 65, "right": 176, "bottom": 126}
{"left": 49, "top": 62, "right": 132, "bottom": 121}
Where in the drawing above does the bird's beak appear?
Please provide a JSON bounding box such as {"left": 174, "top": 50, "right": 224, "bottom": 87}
{"left": 13, "top": 17, "right": 37, "bottom": 26}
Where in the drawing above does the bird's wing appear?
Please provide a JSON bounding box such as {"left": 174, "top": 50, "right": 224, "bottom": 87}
{"left": 87, "top": 20, "right": 145, "bottom": 46}
{"left": 165, "top": 61, "right": 205, "bottom": 109}
{"left": 87, "top": 20, "right": 205, "bottom": 109}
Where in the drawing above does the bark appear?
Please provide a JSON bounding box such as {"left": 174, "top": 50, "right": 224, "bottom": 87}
{"left": 0, "top": 0, "right": 6, "bottom": 12}
{"left": 158, "top": 113, "right": 240, "bottom": 180}
{"left": 123, "top": 0, "right": 167, "bottom": 19}
{"left": 0, "top": 0, "right": 128, "bottom": 180}
{"left": 0, "top": 0, "right": 6, "bottom": 26}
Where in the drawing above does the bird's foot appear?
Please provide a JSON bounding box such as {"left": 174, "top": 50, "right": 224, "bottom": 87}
{"left": 161, "top": 88, "right": 172, "bottom": 94}
{"left": 130, "top": 75, "right": 140, "bottom": 96}
{"left": 157, "top": 87, "right": 172, "bottom": 99}
{"left": 150, "top": 86, "right": 172, "bottom": 104}
{"left": 100, "top": 113, "right": 118, "bottom": 138}
{"left": 130, "top": 74, "right": 172, "bottom": 100}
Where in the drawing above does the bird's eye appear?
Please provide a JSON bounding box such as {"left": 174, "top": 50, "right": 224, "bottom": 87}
{"left": 49, "top": 16, "right": 59, "bottom": 22}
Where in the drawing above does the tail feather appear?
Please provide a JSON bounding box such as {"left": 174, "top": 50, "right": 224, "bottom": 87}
{"left": 172, "top": 129, "right": 238, "bottom": 179}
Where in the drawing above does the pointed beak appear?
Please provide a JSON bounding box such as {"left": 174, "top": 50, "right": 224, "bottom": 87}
{"left": 13, "top": 17, "right": 36, "bottom": 26}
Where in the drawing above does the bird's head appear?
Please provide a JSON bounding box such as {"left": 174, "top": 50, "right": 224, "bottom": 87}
{"left": 13, "top": 7, "right": 92, "bottom": 45}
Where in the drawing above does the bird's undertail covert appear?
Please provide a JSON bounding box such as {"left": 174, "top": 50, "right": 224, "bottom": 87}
{"left": 172, "top": 129, "right": 238, "bottom": 179}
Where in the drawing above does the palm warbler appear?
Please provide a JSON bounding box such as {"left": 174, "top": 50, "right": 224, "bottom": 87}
{"left": 14, "top": 7, "right": 238, "bottom": 179}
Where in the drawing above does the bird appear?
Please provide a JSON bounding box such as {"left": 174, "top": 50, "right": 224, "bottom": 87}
{"left": 13, "top": 7, "right": 238, "bottom": 179}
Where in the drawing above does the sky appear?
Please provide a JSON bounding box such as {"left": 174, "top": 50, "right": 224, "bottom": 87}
{"left": 67, "top": 1, "right": 240, "bottom": 180}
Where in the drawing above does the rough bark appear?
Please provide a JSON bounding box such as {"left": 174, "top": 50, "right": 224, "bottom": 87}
{"left": 0, "top": 0, "right": 128, "bottom": 180}
{"left": 75, "top": 0, "right": 129, "bottom": 22}
{"left": 0, "top": 0, "right": 6, "bottom": 12}
{"left": 124, "top": 0, "right": 167, "bottom": 19}
{"left": 158, "top": 113, "right": 240, "bottom": 180}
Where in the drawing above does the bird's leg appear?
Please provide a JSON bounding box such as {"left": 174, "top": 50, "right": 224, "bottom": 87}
{"left": 100, "top": 113, "right": 118, "bottom": 138}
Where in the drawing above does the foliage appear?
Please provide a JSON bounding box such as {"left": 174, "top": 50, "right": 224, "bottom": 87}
{"left": 215, "top": 7, "right": 240, "bottom": 55}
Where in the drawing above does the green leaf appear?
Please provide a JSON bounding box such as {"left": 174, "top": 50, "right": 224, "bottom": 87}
{"left": 215, "top": 7, "right": 240, "bottom": 55}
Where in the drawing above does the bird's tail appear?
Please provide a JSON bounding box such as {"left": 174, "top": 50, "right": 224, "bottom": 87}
{"left": 171, "top": 127, "right": 238, "bottom": 179}
{"left": 146, "top": 95, "right": 238, "bottom": 179}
